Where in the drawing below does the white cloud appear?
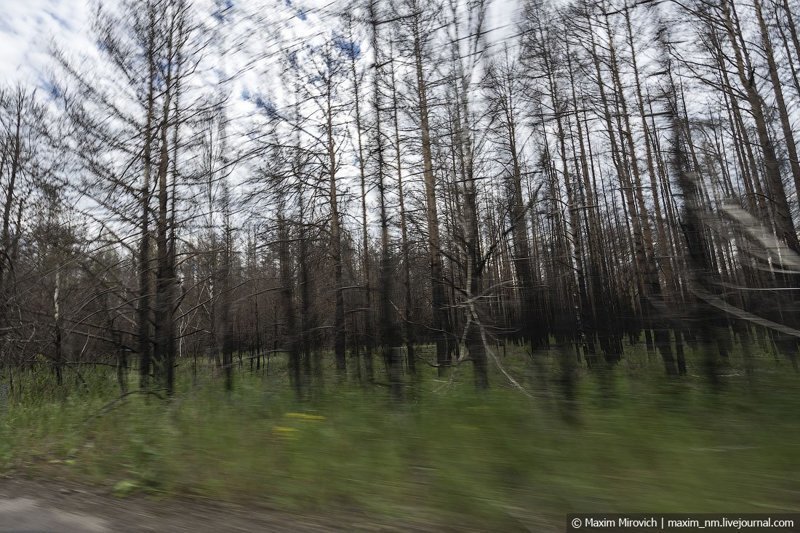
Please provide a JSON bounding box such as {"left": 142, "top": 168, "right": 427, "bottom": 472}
{"left": 0, "top": 0, "right": 95, "bottom": 86}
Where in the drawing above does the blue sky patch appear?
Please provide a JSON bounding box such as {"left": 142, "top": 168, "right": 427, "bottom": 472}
{"left": 332, "top": 35, "right": 360, "bottom": 60}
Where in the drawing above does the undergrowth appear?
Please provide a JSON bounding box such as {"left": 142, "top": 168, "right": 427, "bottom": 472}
{"left": 0, "top": 340, "right": 798, "bottom": 528}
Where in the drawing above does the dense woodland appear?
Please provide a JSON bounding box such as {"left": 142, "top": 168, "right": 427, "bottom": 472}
{"left": 2, "top": 0, "right": 800, "bottom": 398}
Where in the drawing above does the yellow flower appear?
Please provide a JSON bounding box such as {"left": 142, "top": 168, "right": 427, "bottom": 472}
{"left": 285, "top": 412, "right": 325, "bottom": 422}
{"left": 273, "top": 426, "right": 299, "bottom": 438}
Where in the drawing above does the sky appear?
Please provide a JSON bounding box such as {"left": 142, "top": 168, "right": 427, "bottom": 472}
{"left": 0, "top": 0, "right": 522, "bottom": 92}
{"left": 0, "top": 0, "right": 95, "bottom": 86}
{"left": 0, "top": 0, "right": 309, "bottom": 91}
{"left": 0, "top": 0, "right": 525, "bottom": 184}
{"left": 0, "top": 0, "right": 591, "bottom": 235}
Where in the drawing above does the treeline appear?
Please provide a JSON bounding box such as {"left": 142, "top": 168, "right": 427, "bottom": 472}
{"left": 1, "top": 0, "right": 800, "bottom": 396}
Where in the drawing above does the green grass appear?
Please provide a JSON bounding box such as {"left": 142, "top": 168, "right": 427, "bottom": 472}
{"left": 1, "top": 340, "right": 799, "bottom": 529}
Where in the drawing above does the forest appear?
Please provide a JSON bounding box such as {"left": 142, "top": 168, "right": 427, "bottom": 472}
{"left": 1, "top": 0, "right": 799, "bottom": 528}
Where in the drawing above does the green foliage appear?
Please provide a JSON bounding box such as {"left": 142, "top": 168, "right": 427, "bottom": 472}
{"left": 0, "top": 345, "right": 798, "bottom": 528}
{"left": 113, "top": 479, "right": 139, "bottom": 497}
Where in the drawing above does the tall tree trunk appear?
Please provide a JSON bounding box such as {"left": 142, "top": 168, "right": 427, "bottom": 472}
{"left": 370, "top": 0, "right": 402, "bottom": 398}
{"left": 412, "top": 15, "right": 450, "bottom": 375}
{"left": 753, "top": 0, "right": 800, "bottom": 200}
{"left": 326, "top": 77, "right": 347, "bottom": 378}
{"left": 390, "top": 42, "right": 416, "bottom": 374}
{"left": 601, "top": 5, "right": 675, "bottom": 374}
{"left": 154, "top": 14, "right": 175, "bottom": 394}
{"left": 279, "top": 212, "right": 300, "bottom": 396}
{"left": 348, "top": 14, "right": 372, "bottom": 382}
{"left": 138, "top": 11, "right": 156, "bottom": 389}
{"left": 722, "top": 0, "right": 799, "bottom": 252}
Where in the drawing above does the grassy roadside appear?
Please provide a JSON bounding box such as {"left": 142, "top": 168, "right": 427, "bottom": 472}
{"left": 1, "top": 346, "right": 799, "bottom": 529}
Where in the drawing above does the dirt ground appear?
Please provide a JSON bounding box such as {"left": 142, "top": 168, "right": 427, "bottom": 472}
{"left": 0, "top": 476, "right": 445, "bottom": 532}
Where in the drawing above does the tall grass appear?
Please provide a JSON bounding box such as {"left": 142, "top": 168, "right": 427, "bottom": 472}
{"left": 1, "top": 341, "right": 798, "bottom": 528}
